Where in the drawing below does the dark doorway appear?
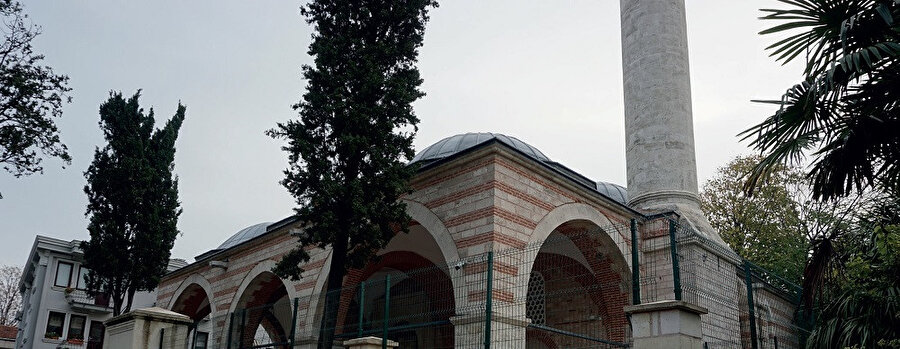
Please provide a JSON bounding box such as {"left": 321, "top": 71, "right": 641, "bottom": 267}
{"left": 87, "top": 320, "right": 105, "bottom": 349}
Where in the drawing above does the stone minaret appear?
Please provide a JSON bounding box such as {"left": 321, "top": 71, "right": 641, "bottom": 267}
{"left": 620, "top": 0, "right": 723, "bottom": 243}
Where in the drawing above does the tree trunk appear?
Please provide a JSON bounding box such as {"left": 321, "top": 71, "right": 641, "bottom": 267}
{"left": 124, "top": 288, "right": 136, "bottom": 314}
{"left": 112, "top": 292, "right": 123, "bottom": 317}
{"left": 318, "top": 238, "right": 348, "bottom": 349}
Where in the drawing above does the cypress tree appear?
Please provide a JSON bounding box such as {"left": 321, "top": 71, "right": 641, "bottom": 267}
{"left": 81, "top": 91, "right": 185, "bottom": 316}
{"left": 268, "top": 1, "right": 437, "bottom": 346}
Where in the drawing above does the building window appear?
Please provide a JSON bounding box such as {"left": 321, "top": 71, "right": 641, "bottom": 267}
{"left": 526, "top": 271, "right": 546, "bottom": 325}
{"left": 194, "top": 332, "right": 208, "bottom": 349}
{"left": 68, "top": 314, "right": 87, "bottom": 340}
{"left": 76, "top": 266, "right": 90, "bottom": 290}
{"left": 55, "top": 261, "right": 73, "bottom": 288}
{"left": 45, "top": 311, "right": 65, "bottom": 339}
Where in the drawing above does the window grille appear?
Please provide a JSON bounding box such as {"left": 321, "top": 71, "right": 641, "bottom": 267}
{"left": 526, "top": 271, "right": 545, "bottom": 325}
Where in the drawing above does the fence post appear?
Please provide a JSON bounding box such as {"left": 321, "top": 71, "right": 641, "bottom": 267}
{"left": 668, "top": 219, "right": 682, "bottom": 301}
{"left": 240, "top": 309, "right": 247, "bottom": 348}
{"left": 191, "top": 323, "right": 199, "bottom": 349}
{"left": 289, "top": 297, "right": 299, "bottom": 347}
{"left": 358, "top": 281, "right": 366, "bottom": 337}
{"left": 383, "top": 274, "right": 391, "bottom": 349}
{"left": 744, "top": 260, "right": 759, "bottom": 349}
{"left": 484, "top": 251, "right": 493, "bottom": 349}
{"left": 631, "top": 218, "right": 641, "bottom": 305}
{"left": 226, "top": 312, "right": 234, "bottom": 349}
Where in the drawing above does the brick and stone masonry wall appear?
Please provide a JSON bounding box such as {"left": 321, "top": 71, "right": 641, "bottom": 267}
{"left": 681, "top": 243, "right": 743, "bottom": 347}
{"left": 156, "top": 225, "right": 331, "bottom": 346}
{"left": 739, "top": 283, "right": 803, "bottom": 349}
{"left": 405, "top": 148, "right": 635, "bottom": 346}
{"left": 639, "top": 219, "right": 745, "bottom": 347}
{"left": 157, "top": 144, "right": 726, "bottom": 346}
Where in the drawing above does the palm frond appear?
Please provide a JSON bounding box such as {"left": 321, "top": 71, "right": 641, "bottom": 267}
{"left": 746, "top": 0, "right": 900, "bottom": 200}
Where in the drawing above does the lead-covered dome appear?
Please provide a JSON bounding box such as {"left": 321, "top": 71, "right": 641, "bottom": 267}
{"left": 412, "top": 132, "right": 628, "bottom": 205}
{"left": 411, "top": 133, "right": 550, "bottom": 165}
{"left": 595, "top": 181, "right": 628, "bottom": 205}
{"left": 218, "top": 222, "right": 272, "bottom": 250}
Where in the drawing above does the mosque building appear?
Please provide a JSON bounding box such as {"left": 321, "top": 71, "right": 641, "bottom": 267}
{"left": 154, "top": 1, "right": 804, "bottom": 348}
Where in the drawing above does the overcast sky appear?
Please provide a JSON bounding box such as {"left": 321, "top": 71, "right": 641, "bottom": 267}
{"left": 0, "top": 1, "right": 804, "bottom": 267}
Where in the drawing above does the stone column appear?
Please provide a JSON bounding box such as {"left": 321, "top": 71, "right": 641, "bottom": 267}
{"left": 625, "top": 300, "right": 707, "bottom": 349}
{"left": 620, "top": 0, "right": 723, "bottom": 243}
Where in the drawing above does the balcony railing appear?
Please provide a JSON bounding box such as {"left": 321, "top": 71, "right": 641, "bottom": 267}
{"left": 64, "top": 290, "right": 112, "bottom": 313}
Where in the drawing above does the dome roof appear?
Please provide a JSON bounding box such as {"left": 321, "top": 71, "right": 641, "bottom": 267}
{"left": 411, "top": 133, "right": 550, "bottom": 165}
{"left": 412, "top": 132, "right": 629, "bottom": 205}
{"left": 217, "top": 222, "right": 272, "bottom": 250}
{"left": 595, "top": 181, "right": 628, "bottom": 205}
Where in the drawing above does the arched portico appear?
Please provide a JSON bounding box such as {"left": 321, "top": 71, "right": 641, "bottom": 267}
{"left": 292, "top": 202, "right": 460, "bottom": 347}
{"left": 403, "top": 199, "right": 461, "bottom": 265}
{"left": 168, "top": 274, "right": 216, "bottom": 348}
{"left": 525, "top": 223, "right": 631, "bottom": 346}
{"left": 228, "top": 260, "right": 298, "bottom": 349}
{"left": 228, "top": 260, "right": 301, "bottom": 314}
{"left": 335, "top": 250, "right": 455, "bottom": 348}
{"left": 291, "top": 202, "right": 461, "bottom": 348}
{"left": 169, "top": 274, "right": 216, "bottom": 320}
{"left": 529, "top": 203, "right": 631, "bottom": 270}
{"left": 516, "top": 206, "right": 632, "bottom": 346}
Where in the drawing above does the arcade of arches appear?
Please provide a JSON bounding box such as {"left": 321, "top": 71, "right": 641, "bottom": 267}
{"left": 156, "top": 135, "right": 649, "bottom": 348}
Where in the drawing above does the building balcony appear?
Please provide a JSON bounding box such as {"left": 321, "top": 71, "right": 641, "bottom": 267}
{"left": 64, "top": 290, "right": 112, "bottom": 314}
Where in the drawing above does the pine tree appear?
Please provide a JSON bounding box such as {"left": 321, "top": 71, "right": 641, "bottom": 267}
{"left": 81, "top": 91, "right": 184, "bottom": 316}
{"left": 268, "top": 1, "right": 437, "bottom": 347}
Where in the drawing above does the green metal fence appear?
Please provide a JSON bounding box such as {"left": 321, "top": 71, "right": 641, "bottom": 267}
{"left": 666, "top": 218, "right": 813, "bottom": 349}
{"left": 204, "top": 217, "right": 813, "bottom": 349}
{"left": 489, "top": 224, "right": 633, "bottom": 348}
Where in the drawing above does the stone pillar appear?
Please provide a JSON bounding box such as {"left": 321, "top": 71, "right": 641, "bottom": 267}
{"left": 103, "top": 307, "right": 193, "bottom": 349}
{"left": 342, "top": 336, "right": 398, "bottom": 349}
{"left": 625, "top": 300, "right": 707, "bottom": 349}
{"left": 620, "top": 0, "right": 724, "bottom": 243}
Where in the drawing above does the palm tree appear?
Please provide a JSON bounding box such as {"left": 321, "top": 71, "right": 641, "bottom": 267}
{"left": 804, "top": 188, "right": 900, "bottom": 348}
{"left": 742, "top": 0, "right": 900, "bottom": 201}
{"left": 745, "top": 1, "right": 900, "bottom": 347}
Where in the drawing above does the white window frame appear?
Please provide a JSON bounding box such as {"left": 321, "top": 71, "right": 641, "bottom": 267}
{"left": 44, "top": 311, "right": 66, "bottom": 340}
{"left": 55, "top": 261, "right": 74, "bottom": 288}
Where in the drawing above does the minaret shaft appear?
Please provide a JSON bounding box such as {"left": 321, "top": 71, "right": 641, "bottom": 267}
{"left": 620, "top": 0, "right": 721, "bottom": 241}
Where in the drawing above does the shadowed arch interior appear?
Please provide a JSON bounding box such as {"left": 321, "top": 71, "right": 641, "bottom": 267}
{"left": 525, "top": 220, "right": 631, "bottom": 347}
{"left": 232, "top": 271, "right": 292, "bottom": 349}
{"left": 337, "top": 251, "right": 455, "bottom": 348}
{"left": 171, "top": 283, "right": 213, "bottom": 321}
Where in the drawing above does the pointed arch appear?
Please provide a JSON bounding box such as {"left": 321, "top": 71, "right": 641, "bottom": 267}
{"left": 403, "top": 199, "right": 461, "bottom": 264}
{"left": 168, "top": 273, "right": 216, "bottom": 320}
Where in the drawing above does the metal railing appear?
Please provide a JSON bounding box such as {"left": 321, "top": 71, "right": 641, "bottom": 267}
{"left": 201, "top": 217, "right": 812, "bottom": 349}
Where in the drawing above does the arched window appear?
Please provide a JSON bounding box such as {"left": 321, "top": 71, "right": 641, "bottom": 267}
{"left": 526, "top": 271, "right": 546, "bottom": 325}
